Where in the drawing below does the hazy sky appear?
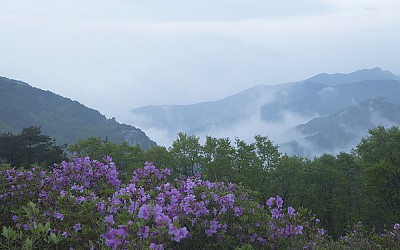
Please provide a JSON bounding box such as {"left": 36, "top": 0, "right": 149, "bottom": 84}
{"left": 1, "top": 0, "right": 399, "bottom": 125}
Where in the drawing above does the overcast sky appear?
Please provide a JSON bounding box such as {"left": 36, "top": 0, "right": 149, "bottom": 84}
{"left": 1, "top": 0, "right": 399, "bottom": 125}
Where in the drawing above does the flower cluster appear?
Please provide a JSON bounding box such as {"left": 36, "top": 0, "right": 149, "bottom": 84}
{"left": 1, "top": 157, "right": 398, "bottom": 249}
{"left": 98, "top": 162, "right": 327, "bottom": 249}
{"left": 0, "top": 156, "right": 122, "bottom": 249}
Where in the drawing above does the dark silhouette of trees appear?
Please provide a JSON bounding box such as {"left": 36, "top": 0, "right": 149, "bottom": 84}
{"left": 0, "top": 126, "right": 66, "bottom": 168}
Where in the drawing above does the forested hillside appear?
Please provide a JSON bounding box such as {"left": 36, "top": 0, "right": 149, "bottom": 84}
{"left": 0, "top": 76, "right": 156, "bottom": 149}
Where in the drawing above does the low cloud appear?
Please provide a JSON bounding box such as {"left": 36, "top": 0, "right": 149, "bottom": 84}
{"left": 199, "top": 111, "right": 313, "bottom": 145}
{"left": 318, "top": 86, "right": 337, "bottom": 96}
{"left": 134, "top": 107, "right": 315, "bottom": 152}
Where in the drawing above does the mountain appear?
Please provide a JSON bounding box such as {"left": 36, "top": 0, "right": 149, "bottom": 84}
{"left": 259, "top": 79, "right": 400, "bottom": 121}
{"left": 282, "top": 96, "right": 400, "bottom": 156}
{"left": 0, "top": 76, "right": 156, "bottom": 149}
{"left": 305, "top": 67, "right": 400, "bottom": 86}
{"left": 130, "top": 68, "right": 400, "bottom": 155}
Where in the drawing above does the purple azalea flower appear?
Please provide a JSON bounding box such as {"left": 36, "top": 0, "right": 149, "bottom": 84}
{"left": 104, "top": 215, "right": 115, "bottom": 225}
{"left": 257, "top": 237, "right": 267, "bottom": 245}
{"left": 275, "top": 196, "right": 283, "bottom": 208}
{"left": 250, "top": 233, "right": 258, "bottom": 242}
{"left": 60, "top": 190, "right": 67, "bottom": 197}
{"left": 168, "top": 223, "right": 188, "bottom": 242}
{"left": 54, "top": 212, "right": 64, "bottom": 221}
{"left": 138, "top": 204, "right": 151, "bottom": 219}
{"left": 210, "top": 220, "right": 218, "bottom": 233}
{"left": 287, "top": 206, "right": 295, "bottom": 217}
{"left": 285, "top": 225, "right": 293, "bottom": 237}
{"left": 62, "top": 231, "right": 70, "bottom": 238}
{"left": 150, "top": 243, "right": 164, "bottom": 250}
{"left": 137, "top": 226, "right": 150, "bottom": 238}
{"left": 76, "top": 196, "right": 88, "bottom": 204}
{"left": 234, "top": 206, "right": 244, "bottom": 217}
{"left": 73, "top": 223, "right": 81, "bottom": 232}
{"left": 271, "top": 208, "right": 280, "bottom": 218}
{"left": 39, "top": 190, "right": 48, "bottom": 199}
{"left": 117, "top": 225, "right": 128, "bottom": 238}
{"left": 394, "top": 223, "right": 400, "bottom": 230}
{"left": 295, "top": 225, "right": 303, "bottom": 235}
{"left": 153, "top": 204, "right": 163, "bottom": 222}
{"left": 102, "top": 229, "right": 121, "bottom": 249}
{"left": 266, "top": 197, "right": 275, "bottom": 208}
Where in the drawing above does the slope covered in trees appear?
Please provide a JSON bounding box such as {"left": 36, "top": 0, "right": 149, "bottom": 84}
{"left": 0, "top": 76, "right": 155, "bottom": 149}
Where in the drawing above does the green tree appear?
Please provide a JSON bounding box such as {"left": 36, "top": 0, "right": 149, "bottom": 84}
{"left": 356, "top": 125, "right": 400, "bottom": 227}
{"left": 68, "top": 137, "right": 105, "bottom": 160}
{"left": 335, "top": 152, "right": 362, "bottom": 229}
{"left": 169, "top": 132, "right": 202, "bottom": 176}
{"left": 68, "top": 137, "right": 145, "bottom": 176}
{"left": 233, "top": 137, "right": 257, "bottom": 175}
{"left": 232, "top": 137, "right": 266, "bottom": 193}
{"left": 267, "top": 155, "right": 305, "bottom": 207}
{"left": 143, "top": 145, "right": 174, "bottom": 170}
{"left": 254, "top": 135, "right": 281, "bottom": 171}
{"left": 302, "top": 154, "right": 350, "bottom": 237}
{"left": 201, "top": 136, "right": 235, "bottom": 182}
{"left": 0, "top": 126, "right": 66, "bottom": 168}
{"left": 0, "top": 132, "right": 19, "bottom": 166}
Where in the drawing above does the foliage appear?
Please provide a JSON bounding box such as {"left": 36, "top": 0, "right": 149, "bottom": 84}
{"left": 201, "top": 136, "right": 235, "bottom": 182}
{"left": 0, "top": 156, "right": 120, "bottom": 249}
{"left": 0, "top": 126, "right": 66, "bottom": 168}
{"left": 169, "top": 132, "right": 202, "bottom": 177}
{"left": 0, "top": 153, "right": 399, "bottom": 249}
{"left": 162, "top": 128, "right": 400, "bottom": 239}
{"left": 68, "top": 137, "right": 145, "bottom": 177}
{"left": 356, "top": 125, "right": 400, "bottom": 228}
{"left": 0, "top": 157, "right": 330, "bottom": 249}
{"left": 67, "top": 128, "right": 400, "bottom": 240}
{"left": 0, "top": 77, "right": 156, "bottom": 150}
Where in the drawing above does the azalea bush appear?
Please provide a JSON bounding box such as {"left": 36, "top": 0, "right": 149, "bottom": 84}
{"left": 0, "top": 157, "right": 399, "bottom": 249}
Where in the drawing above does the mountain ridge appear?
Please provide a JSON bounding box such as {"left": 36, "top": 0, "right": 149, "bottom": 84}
{"left": 283, "top": 96, "right": 400, "bottom": 156}
{"left": 130, "top": 68, "right": 400, "bottom": 155}
{"left": 305, "top": 67, "right": 400, "bottom": 86}
{"left": 0, "top": 76, "right": 156, "bottom": 150}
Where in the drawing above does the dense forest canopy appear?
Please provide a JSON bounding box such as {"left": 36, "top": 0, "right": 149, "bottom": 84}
{"left": 1, "top": 125, "right": 399, "bottom": 241}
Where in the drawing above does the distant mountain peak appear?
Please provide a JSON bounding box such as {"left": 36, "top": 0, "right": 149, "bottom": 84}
{"left": 306, "top": 67, "right": 400, "bottom": 86}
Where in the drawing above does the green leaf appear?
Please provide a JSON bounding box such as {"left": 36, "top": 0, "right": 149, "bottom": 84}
{"left": 49, "top": 232, "right": 57, "bottom": 243}
{"left": 44, "top": 221, "right": 51, "bottom": 233}
{"left": 2, "top": 226, "right": 10, "bottom": 239}
{"left": 23, "top": 237, "right": 33, "bottom": 249}
{"left": 240, "top": 215, "right": 249, "bottom": 222}
{"left": 37, "top": 223, "right": 44, "bottom": 233}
